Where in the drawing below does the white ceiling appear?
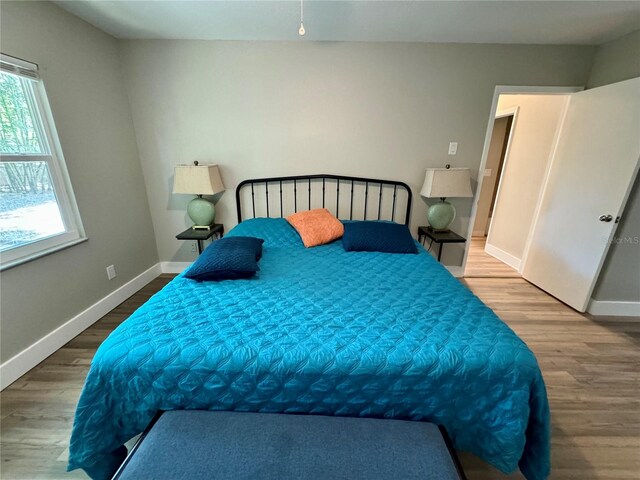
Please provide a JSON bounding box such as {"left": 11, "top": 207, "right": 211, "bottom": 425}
{"left": 53, "top": 1, "right": 640, "bottom": 45}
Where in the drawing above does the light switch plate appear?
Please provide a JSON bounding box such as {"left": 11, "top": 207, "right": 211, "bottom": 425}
{"left": 448, "top": 142, "right": 458, "bottom": 155}
{"left": 106, "top": 264, "right": 117, "bottom": 280}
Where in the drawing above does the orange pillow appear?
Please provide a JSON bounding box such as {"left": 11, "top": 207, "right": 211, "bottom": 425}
{"left": 286, "top": 208, "right": 344, "bottom": 248}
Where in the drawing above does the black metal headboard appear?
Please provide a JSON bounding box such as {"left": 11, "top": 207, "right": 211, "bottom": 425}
{"left": 236, "top": 174, "right": 412, "bottom": 225}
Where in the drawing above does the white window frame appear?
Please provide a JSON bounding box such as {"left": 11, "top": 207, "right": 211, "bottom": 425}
{"left": 0, "top": 55, "right": 86, "bottom": 270}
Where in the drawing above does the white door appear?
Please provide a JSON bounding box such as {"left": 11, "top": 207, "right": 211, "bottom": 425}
{"left": 522, "top": 77, "right": 640, "bottom": 312}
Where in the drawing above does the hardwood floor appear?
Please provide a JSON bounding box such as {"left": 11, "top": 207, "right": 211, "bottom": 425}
{"left": 458, "top": 278, "right": 640, "bottom": 479}
{"left": 0, "top": 276, "right": 168, "bottom": 480}
{"left": 1, "top": 274, "right": 638, "bottom": 479}
{"left": 464, "top": 236, "right": 520, "bottom": 278}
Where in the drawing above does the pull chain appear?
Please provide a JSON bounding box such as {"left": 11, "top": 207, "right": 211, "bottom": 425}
{"left": 299, "top": 0, "right": 305, "bottom": 36}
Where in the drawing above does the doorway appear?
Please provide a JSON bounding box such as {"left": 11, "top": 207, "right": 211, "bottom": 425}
{"left": 463, "top": 88, "right": 577, "bottom": 278}
{"left": 464, "top": 80, "right": 639, "bottom": 312}
{"left": 472, "top": 113, "right": 513, "bottom": 239}
{"left": 465, "top": 110, "right": 517, "bottom": 278}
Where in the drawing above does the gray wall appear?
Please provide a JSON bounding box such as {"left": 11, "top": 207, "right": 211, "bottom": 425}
{"left": 589, "top": 30, "right": 640, "bottom": 302}
{"left": 586, "top": 29, "right": 640, "bottom": 89}
{"left": 119, "top": 40, "right": 595, "bottom": 265}
{"left": 0, "top": 1, "right": 158, "bottom": 363}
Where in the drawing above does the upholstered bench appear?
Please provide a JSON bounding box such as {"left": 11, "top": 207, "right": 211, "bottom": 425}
{"left": 113, "top": 411, "right": 466, "bottom": 480}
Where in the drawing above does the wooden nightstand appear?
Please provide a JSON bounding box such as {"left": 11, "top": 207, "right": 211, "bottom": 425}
{"left": 176, "top": 224, "right": 224, "bottom": 254}
{"left": 418, "top": 226, "right": 466, "bottom": 262}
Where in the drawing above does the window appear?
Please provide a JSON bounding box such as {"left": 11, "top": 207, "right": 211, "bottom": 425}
{"left": 0, "top": 54, "right": 85, "bottom": 269}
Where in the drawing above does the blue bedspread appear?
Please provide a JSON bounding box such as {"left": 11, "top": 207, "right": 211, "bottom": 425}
{"left": 68, "top": 218, "right": 550, "bottom": 479}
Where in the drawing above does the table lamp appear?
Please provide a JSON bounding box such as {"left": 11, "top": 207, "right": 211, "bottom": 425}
{"left": 173, "top": 162, "right": 225, "bottom": 230}
{"left": 420, "top": 166, "right": 473, "bottom": 232}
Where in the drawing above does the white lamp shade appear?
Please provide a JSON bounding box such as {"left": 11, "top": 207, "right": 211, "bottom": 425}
{"left": 173, "top": 164, "right": 225, "bottom": 195}
{"left": 420, "top": 168, "right": 473, "bottom": 199}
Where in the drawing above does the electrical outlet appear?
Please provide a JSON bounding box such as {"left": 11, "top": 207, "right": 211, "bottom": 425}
{"left": 106, "top": 264, "right": 117, "bottom": 280}
{"left": 448, "top": 142, "right": 458, "bottom": 155}
{"left": 190, "top": 242, "right": 198, "bottom": 253}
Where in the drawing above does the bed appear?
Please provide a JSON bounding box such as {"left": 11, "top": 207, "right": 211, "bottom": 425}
{"left": 68, "top": 174, "right": 550, "bottom": 480}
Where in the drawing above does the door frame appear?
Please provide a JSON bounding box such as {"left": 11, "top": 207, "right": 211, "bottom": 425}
{"left": 461, "top": 85, "right": 583, "bottom": 277}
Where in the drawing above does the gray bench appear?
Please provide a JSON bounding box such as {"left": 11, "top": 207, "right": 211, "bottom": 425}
{"left": 113, "top": 411, "right": 466, "bottom": 480}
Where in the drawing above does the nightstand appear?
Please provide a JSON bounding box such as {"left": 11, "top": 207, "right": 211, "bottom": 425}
{"left": 176, "top": 224, "right": 224, "bottom": 254}
{"left": 417, "top": 226, "right": 466, "bottom": 262}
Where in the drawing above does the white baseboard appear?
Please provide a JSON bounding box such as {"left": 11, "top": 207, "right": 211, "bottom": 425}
{"left": 161, "top": 261, "right": 192, "bottom": 274}
{"left": 587, "top": 299, "right": 640, "bottom": 317}
{"left": 484, "top": 243, "right": 522, "bottom": 271}
{"left": 446, "top": 266, "right": 464, "bottom": 278}
{"left": 0, "top": 263, "right": 161, "bottom": 390}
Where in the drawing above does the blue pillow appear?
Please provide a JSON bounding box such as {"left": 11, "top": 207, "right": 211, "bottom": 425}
{"left": 185, "top": 236, "right": 264, "bottom": 281}
{"left": 342, "top": 221, "right": 418, "bottom": 254}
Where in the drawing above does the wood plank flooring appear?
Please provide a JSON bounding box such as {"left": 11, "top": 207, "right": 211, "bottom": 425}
{"left": 1, "top": 274, "right": 638, "bottom": 479}
{"left": 465, "top": 236, "right": 520, "bottom": 278}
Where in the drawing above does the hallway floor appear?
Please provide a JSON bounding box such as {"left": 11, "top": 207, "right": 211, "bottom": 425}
{"left": 464, "top": 236, "right": 520, "bottom": 278}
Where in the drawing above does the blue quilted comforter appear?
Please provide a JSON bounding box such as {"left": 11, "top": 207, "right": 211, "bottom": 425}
{"left": 68, "top": 218, "right": 550, "bottom": 479}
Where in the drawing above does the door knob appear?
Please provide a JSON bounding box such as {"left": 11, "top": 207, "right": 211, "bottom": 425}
{"left": 599, "top": 214, "right": 613, "bottom": 222}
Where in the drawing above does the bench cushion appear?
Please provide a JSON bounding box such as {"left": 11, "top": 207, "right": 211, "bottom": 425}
{"left": 114, "top": 411, "right": 463, "bottom": 480}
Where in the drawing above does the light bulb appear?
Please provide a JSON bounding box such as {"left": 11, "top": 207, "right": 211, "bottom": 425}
{"left": 299, "top": 22, "right": 305, "bottom": 36}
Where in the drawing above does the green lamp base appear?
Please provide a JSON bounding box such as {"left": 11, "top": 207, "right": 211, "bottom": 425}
{"left": 187, "top": 195, "right": 216, "bottom": 228}
{"left": 427, "top": 199, "right": 456, "bottom": 232}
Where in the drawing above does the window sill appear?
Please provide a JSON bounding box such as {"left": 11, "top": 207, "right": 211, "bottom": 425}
{"left": 0, "top": 236, "right": 88, "bottom": 272}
